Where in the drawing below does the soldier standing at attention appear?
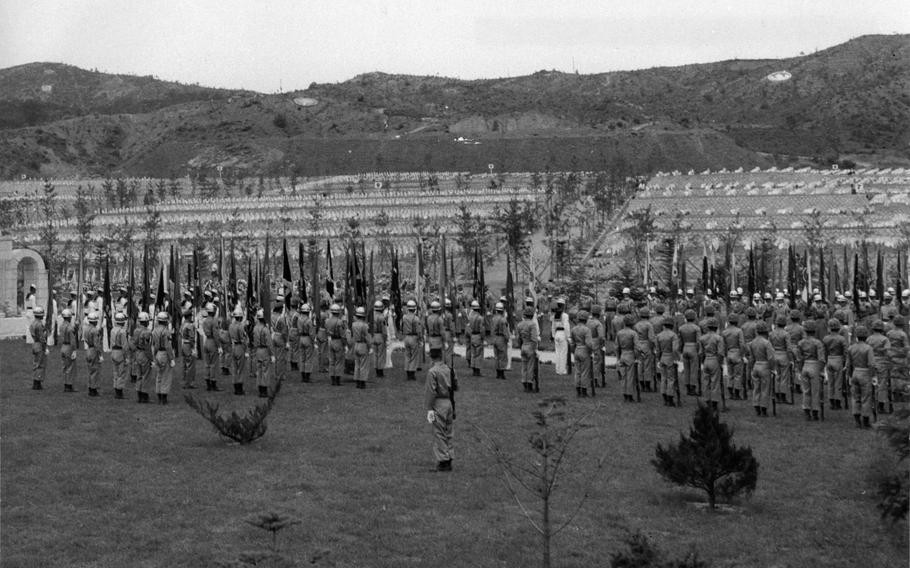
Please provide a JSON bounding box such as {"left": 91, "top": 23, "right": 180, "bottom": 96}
{"left": 552, "top": 298, "right": 571, "bottom": 375}
{"left": 202, "top": 303, "right": 223, "bottom": 392}
{"left": 847, "top": 326, "right": 876, "bottom": 428}
{"left": 443, "top": 298, "right": 456, "bottom": 367}
{"left": 228, "top": 306, "right": 248, "bottom": 394}
{"left": 371, "top": 301, "right": 388, "bottom": 378}
{"left": 633, "top": 307, "right": 657, "bottom": 392}
{"left": 678, "top": 310, "right": 701, "bottom": 395}
{"left": 59, "top": 309, "right": 79, "bottom": 392}
{"left": 515, "top": 307, "right": 540, "bottom": 393}
{"left": 298, "top": 303, "right": 317, "bottom": 382}
{"left": 179, "top": 310, "right": 197, "bottom": 390}
{"left": 722, "top": 314, "right": 746, "bottom": 400}
{"left": 272, "top": 297, "right": 290, "bottom": 384}
{"left": 84, "top": 311, "right": 103, "bottom": 397}
{"left": 867, "top": 320, "right": 892, "bottom": 414}
{"left": 425, "top": 301, "right": 446, "bottom": 356}
{"left": 824, "top": 318, "right": 849, "bottom": 410}
{"left": 252, "top": 309, "right": 275, "bottom": 397}
{"left": 747, "top": 321, "right": 776, "bottom": 417}
{"left": 29, "top": 305, "right": 48, "bottom": 390}
{"left": 110, "top": 312, "right": 130, "bottom": 399}
{"left": 741, "top": 307, "right": 759, "bottom": 392}
{"left": 401, "top": 300, "right": 422, "bottom": 380}
{"left": 588, "top": 305, "right": 606, "bottom": 388}
{"left": 797, "top": 321, "right": 826, "bottom": 421}
{"left": 656, "top": 318, "right": 680, "bottom": 406}
{"left": 616, "top": 314, "right": 638, "bottom": 402}
{"left": 425, "top": 348, "right": 455, "bottom": 472}
{"left": 288, "top": 299, "right": 301, "bottom": 373}
{"left": 151, "top": 312, "right": 175, "bottom": 404}
{"left": 132, "top": 312, "right": 153, "bottom": 403}
{"left": 769, "top": 316, "right": 793, "bottom": 403}
{"left": 325, "top": 303, "right": 347, "bottom": 386}
{"left": 466, "top": 300, "right": 485, "bottom": 376}
{"left": 351, "top": 306, "right": 371, "bottom": 389}
{"left": 570, "top": 310, "right": 594, "bottom": 397}
{"left": 699, "top": 318, "right": 725, "bottom": 410}
{"left": 491, "top": 302, "right": 511, "bottom": 380}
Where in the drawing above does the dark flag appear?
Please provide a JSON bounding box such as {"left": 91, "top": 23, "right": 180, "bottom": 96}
{"left": 679, "top": 248, "right": 687, "bottom": 296}
{"left": 142, "top": 244, "right": 150, "bottom": 314}
{"left": 344, "top": 245, "right": 354, "bottom": 326}
{"left": 391, "top": 248, "right": 402, "bottom": 330}
{"left": 787, "top": 245, "right": 797, "bottom": 309}
{"left": 478, "top": 247, "right": 486, "bottom": 314}
{"left": 353, "top": 243, "right": 365, "bottom": 306}
{"left": 192, "top": 248, "right": 201, "bottom": 309}
{"left": 472, "top": 247, "right": 480, "bottom": 303}
{"left": 246, "top": 257, "right": 256, "bottom": 341}
{"left": 829, "top": 255, "right": 838, "bottom": 307}
{"left": 861, "top": 245, "right": 871, "bottom": 293}
{"left": 876, "top": 249, "right": 884, "bottom": 305}
{"left": 170, "top": 245, "right": 181, "bottom": 352}
{"left": 898, "top": 254, "right": 904, "bottom": 312}
{"left": 368, "top": 249, "right": 375, "bottom": 315}
{"left": 155, "top": 264, "right": 165, "bottom": 313}
{"left": 282, "top": 238, "right": 293, "bottom": 310}
{"left": 103, "top": 254, "right": 112, "bottom": 343}
{"left": 748, "top": 245, "right": 755, "bottom": 305}
{"left": 229, "top": 239, "right": 237, "bottom": 311}
{"left": 298, "top": 241, "right": 307, "bottom": 306}
{"left": 310, "top": 240, "right": 319, "bottom": 317}
{"left": 261, "top": 235, "right": 272, "bottom": 324}
{"left": 701, "top": 256, "right": 709, "bottom": 295}
{"left": 128, "top": 252, "right": 136, "bottom": 331}
{"left": 325, "top": 239, "right": 335, "bottom": 298}
{"left": 505, "top": 248, "right": 515, "bottom": 327}
{"left": 842, "top": 246, "right": 850, "bottom": 295}
{"left": 853, "top": 253, "right": 860, "bottom": 313}
{"left": 819, "top": 248, "right": 826, "bottom": 303}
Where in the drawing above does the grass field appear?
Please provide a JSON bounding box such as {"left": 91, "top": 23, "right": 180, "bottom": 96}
{"left": 1, "top": 339, "right": 906, "bottom": 568}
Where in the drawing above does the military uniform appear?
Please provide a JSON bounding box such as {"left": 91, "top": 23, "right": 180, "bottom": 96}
{"left": 466, "top": 306, "right": 485, "bottom": 376}
{"left": 570, "top": 314, "right": 594, "bottom": 396}
{"left": 298, "top": 310, "right": 317, "bottom": 381}
{"left": 351, "top": 312, "right": 371, "bottom": 388}
{"left": 633, "top": 312, "right": 657, "bottom": 391}
{"left": 202, "top": 314, "right": 221, "bottom": 388}
{"left": 698, "top": 323, "right": 725, "bottom": 406}
{"left": 29, "top": 316, "right": 48, "bottom": 389}
{"left": 59, "top": 317, "right": 79, "bottom": 391}
{"left": 656, "top": 322, "right": 680, "bottom": 406}
{"left": 515, "top": 312, "right": 540, "bottom": 392}
{"left": 150, "top": 319, "right": 175, "bottom": 403}
{"left": 401, "top": 308, "right": 422, "bottom": 379}
{"left": 272, "top": 308, "right": 290, "bottom": 383}
{"left": 252, "top": 318, "right": 274, "bottom": 396}
{"left": 425, "top": 355, "right": 454, "bottom": 471}
{"left": 179, "top": 317, "right": 197, "bottom": 389}
{"left": 371, "top": 306, "right": 388, "bottom": 377}
{"left": 287, "top": 308, "right": 301, "bottom": 372}
{"left": 678, "top": 314, "right": 701, "bottom": 395}
{"left": 616, "top": 316, "right": 638, "bottom": 401}
{"left": 847, "top": 330, "right": 876, "bottom": 427}
{"left": 228, "top": 316, "right": 248, "bottom": 393}
{"left": 867, "top": 324, "right": 891, "bottom": 410}
{"left": 324, "top": 310, "right": 347, "bottom": 385}
{"left": 769, "top": 320, "right": 793, "bottom": 402}
{"left": 84, "top": 322, "right": 103, "bottom": 395}
{"left": 823, "top": 321, "right": 849, "bottom": 409}
{"left": 886, "top": 320, "right": 908, "bottom": 388}
{"left": 587, "top": 308, "right": 606, "bottom": 388}
{"left": 747, "top": 327, "right": 776, "bottom": 415}
{"left": 797, "top": 325, "right": 826, "bottom": 419}
{"left": 722, "top": 318, "right": 746, "bottom": 398}
{"left": 132, "top": 320, "right": 153, "bottom": 402}
{"left": 490, "top": 309, "right": 510, "bottom": 378}
{"left": 110, "top": 321, "right": 130, "bottom": 398}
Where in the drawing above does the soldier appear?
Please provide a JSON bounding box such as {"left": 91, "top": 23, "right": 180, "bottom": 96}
{"left": 252, "top": 309, "right": 275, "bottom": 397}
{"left": 298, "top": 303, "right": 317, "bottom": 382}
{"left": 747, "top": 321, "right": 776, "bottom": 417}
{"left": 769, "top": 316, "right": 793, "bottom": 403}
{"left": 722, "top": 314, "right": 746, "bottom": 400}
{"left": 616, "top": 314, "right": 639, "bottom": 402}
{"left": 824, "top": 318, "right": 849, "bottom": 410}
{"left": 552, "top": 298, "right": 571, "bottom": 375}
{"left": 228, "top": 306, "right": 248, "bottom": 394}
{"left": 515, "top": 307, "right": 540, "bottom": 393}
{"left": 797, "top": 321, "right": 826, "bottom": 421}
{"left": 609, "top": 300, "right": 624, "bottom": 343}
{"left": 847, "top": 326, "right": 876, "bottom": 428}
{"left": 425, "top": 348, "right": 455, "bottom": 472}
{"left": 59, "top": 308, "right": 79, "bottom": 392}
{"left": 201, "top": 303, "right": 223, "bottom": 391}
{"left": 109, "top": 312, "right": 130, "bottom": 399}
{"left": 324, "top": 303, "right": 347, "bottom": 385}
{"left": 772, "top": 292, "right": 789, "bottom": 323}
{"left": 729, "top": 290, "right": 745, "bottom": 318}
{"left": 24, "top": 284, "right": 37, "bottom": 345}
{"left": 887, "top": 316, "right": 908, "bottom": 394}
{"left": 29, "top": 305, "right": 48, "bottom": 390}
{"left": 179, "top": 310, "right": 197, "bottom": 389}
{"left": 217, "top": 302, "right": 232, "bottom": 378}
{"left": 588, "top": 304, "right": 606, "bottom": 388}
{"left": 150, "top": 311, "right": 176, "bottom": 404}
{"left": 426, "top": 301, "right": 446, "bottom": 356}
{"left": 699, "top": 318, "right": 725, "bottom": 410}
{"left": 132, "top": 312, "right": 153, "bottom": 403}
{"left": 466, "top": 300, "right": 485, "bottom": 377}
{"left": 656, "top": 318, "right": 680, "bottom": 406}
{"left": 618, "top": 287, "right": 635, "bottom": 315}
{"left": 443, "top": 298, "right": 456, "bottom": 366}
{"left": 489, "top": 302, "right": 509, "bottom": 379}
{"left": 316, "top": 300, "right": 330, "bottom": 373}
{"left": 633, "top": 307, "right": 656, "bottom": 392}
{"left": 350, "top": 306, "right": 371, "bottom": 389}
{"left": 867, "top": 320, "right": 892, "bottom": 414}
{"left": 288, "top": 299, "right": 301, "bottom": 373}
{"left": 901, "top": 290, "right": 910, "bottom": 317}
{"left": 84, "top": 311, "right": 103, "bottom": 397}
{"left": 402, "top": 300, "right": 422, "bottom": 381}
{"left": 678, "top": 309, "right": 701, "bottom": 396}
{"left": 371, "top": 301, "right": 388, "bottom": 378}
{"left": 570, "top": 310, "right": 593, "bottom": 397}
{"left": 272, "top": 297, "right": 290, "bottom": 384}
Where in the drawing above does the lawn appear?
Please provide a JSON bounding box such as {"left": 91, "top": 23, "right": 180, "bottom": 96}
{"left": 1, "top": 339, "right": 906, "bottom": 568}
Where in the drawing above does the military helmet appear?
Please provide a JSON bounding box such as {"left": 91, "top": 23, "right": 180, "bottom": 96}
{"left": 523, "top": 307, "right": 535, "bottom": 318}
{"left": 803, "top": 320, "right": 815, "bottom": 334}
{"left": 445, "top": 298, "right": 452, "bottom": 307}
{"left": 728, "top": 314, "right": 740, "bottom": 326}
{"left": 763, "top": 292, "right": 772, "bottom": 300}
{"left": 138, "top": 311, "right": 150, "bottom": 323}
{"left": 776, "top": 292, "right": 784, "bottom": 300}
{"left": 654, "top": 304, "right": 665, "bottom": 314}
{"left": 256, "top": 308, "right": 266, "bottom": 320}
{"left": 621, "top": 287, "right": 631, "bottom": 295}
{"left": 684, "top": 309, "right": 696, "bottom": 321}
{"left": 330, "top": 303, "right": 341, "bottom": 314}
{"left": 495, "top": 302, "right": 505, "bottom": 312}
{"left": 591, "top": 304, "right": 602, "bottom": 316}
{"left": 406, "top": 300, "right": 417, "bottom": 310}
{"left": 205, "top": 302, "right": 215, "bottom": 314}
{"left": 756, "top": 321, "right": 769, "bottom": 334}
{"left": 355, "top": 306, "right": 366, "bottom": 317}
{"left": 470, "top": 300, "right": 480, "bottom": 309}
{"left": 704, "top": 305, "right": 715, "bottom": 316}
{"left": 623, "top": 314, "right": 635, "bottom": 327}
{"left": 233, "top": 306, "right": 244, "bottom": 318}
{"left": 855, "top": 325, "right": 869, "bottom": 340}
{"left": 430, "top": 300, "right": 441, "bottom": 311}
{"left": 790, "top": 310, "right": 802, "bottom": 321}
{"left": 828, "top": 318, "right": 841, "bottom": 330}
{"left": 872, "top": 319, "right": 884, "bottom": 332}
{"left": 638, "top": 306, "right": 650, "bottom": 318}
{"left": 115, "top": 312, "right": 126, "bottom": 324}
{"left": 525, "top": 296, "right": 535, "bottom": 306}
{"left": 33, "top": 306, "right": 44, "bottom": 317}
{"left": 62, "top": 308, "right": 73, "bottom": 319}
{"left": 88, "top": 311, "right": 100, "bottom": 323}
{"left": 577, "top": 310, "right": 589, "bottom": 322}
{"left": 156, "top": 312, "right": 168, "bottom": 323}
{"left": 374, "top": 300, "right": 384, "bottom": 310}
{"left": 706, "top": 317, "right": 718, "bottom": 329}
{"left": 893, "top": 315, "right": 906, "bottom": 327}
{"left": 746, "top": 307, "right": 757, "bottom": 318}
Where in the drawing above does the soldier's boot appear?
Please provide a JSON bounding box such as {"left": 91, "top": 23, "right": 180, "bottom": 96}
{"left": 233, "top": 383, "right": 244, "bottom": 395}
{"left": 755, "top": 405, "right": 762, "bottom": 416}
{"left": 130, "top": 374, "right": 138, "bottom": 383}
{"left": 761, "top": 407, "right": 769, "bottom": 416}
{"left": 498, "top": 370, "right": 506, "bottom": 380}
{"left": 160, "top": 394, "right": 168, "bottom": 405}
{"left": 88, "top": 388, "right": 99, "bottom": 397}
{"left": 32, "top": 380, "right": 41, "bottom": 390}
{"left": 727, "top": 387, "right": 734, "bottom": 399}
{"left": 210, "top": 380, "right": 223, "bottom": 392}
{"left": 356, "top": 381, "right": 365, "bottom": 389}
{"left": 64, "top": 384, "right": 75, "bottom": 392}
{"left": 812, "top": 410, "right": 819, "bottom": 421}
{"left": 406, "top": 371, "right": 416, "bottom": 381}
{"left": 472, "top": 368, "right": 481, "bottom": 377}
{"left": 221, "top": 366, "right": 231, "bottom": 376}
{"left": 667, "top": 397, "right": 676, "bottom": 407}
{"left": 854, "top": 414, "right": 863, "bottom": 428}
{"left": 290, "top": 362, "right": 299, "bottom": 371}
{"left": 877, "top": 402, "right": 886, "bottom": 414}
{"left": 710, "top": 401, "right": 718, "bottom": 410}
{"left": 115, "top": 388, "right": 124, "bottom": 399}
{"left": 575, "top": 387, "right": 582, "bottom": 398}
{"left": 862, "top": 416, "right": 871, "bottom": 428}
{"left": 376, "top": 369, "right": 384, "bottom": 378}
{"left": 580, "top": 387, "right": 588, "bottom": 398}
{"left": 258, "top": 386, "right": 269, "bottom": 398}
{"left": 804, "top": 409, "right": 812, "bottom": 421}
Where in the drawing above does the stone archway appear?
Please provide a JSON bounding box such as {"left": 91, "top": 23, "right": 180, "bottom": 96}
{"left": 0, "top": 236, "right": 47, "bottom": 317}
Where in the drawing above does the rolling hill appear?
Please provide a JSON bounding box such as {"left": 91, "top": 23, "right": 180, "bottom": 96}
{"left": 0, "top": 34, "right": 907, "bottom": 178}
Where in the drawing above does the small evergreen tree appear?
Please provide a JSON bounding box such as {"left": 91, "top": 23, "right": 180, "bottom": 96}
{"left": 611, "top": 530, "right": 709, "bottom": 568}
{"left": 875, "top": 408, "right": 909, "bottom": 522}
{"left": 652, "top": 404, "right": 758, "bottom": 510}
{"left": 185, "top": 379, "right": 283, "bottom": 444}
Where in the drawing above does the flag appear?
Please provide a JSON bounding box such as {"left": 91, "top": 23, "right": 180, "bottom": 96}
{"left": 898, "top": 254, "right": 904, "bottom": 312}
{"left": 416, "top": 238, "right": 424, "bottom": 309}
{"left": 155, "top": 264, "right": 165, "bottom": 313}
{"left": 103, "top": 254, "right": 112, "bottom": 346}
{"left": 170, "top": 245, "right": 181, "bottom": 352}
{"left": 391, "top": 247, "right": 402, "bottom": 330}
{"left": 670, "top": 240, "right": 679, "bottom": 300}
{"left": 472, "top": 247, "right": 480, "bottom": 302}
{"left": 141, "top": 244, "right": 150, "bottom": 313}
{"left": 261, "top": 234, "right": 272, "bottom": 324}
{"left": 128, "top": 252, "right": 136, "bottom": 332}
{"left": 787, "top": 245, "right": 797, "bottom": 309}
{"left": 505, "top": 248, "right": 514, "bottom": 326}
{"left": 842, "top": 246, "right": 850, "bottom": 295}
{"left": 852, "top": 253, "right": 860, "bottom": 313}
{"left": 368, "top": 249, "right": 375, "bottom": 318}
{"left": 679, "top": 247, "right": 687, "bottom": 296}
{"left": 819, "top": 248, "right": 826, "bottom": 303}
{"left": 229, "top": 239, "right": 237, "bottom": 311}
{"left": 298, "top": 241, "right": 307, "bottom": 305}
{"left": 478, "top": 246, "right": 486, "bottom": 313}
{"left": 192, "top": 248, "right": 201, "bottom": 308}
{"left": 747, "top": 246, "right": 755, "bottom": 305}
{"left": 804, "top": 251, "right": 812, "bottom": 305}
{"left": 325, "top": 239, "right": 335, "bottom": 298}
{"left": 701, "top": 256, "right": 709, "bottom": 294}
{"left": 310, "top": 239, "right": 319, "bottom": 321}
{"left": 282, "top": 237, "right": 292, "bottom": 310}
{"left": 875, "top": 249, "right": 884, "bottom": 303}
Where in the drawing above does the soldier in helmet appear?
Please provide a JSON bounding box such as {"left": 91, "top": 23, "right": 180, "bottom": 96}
{"left": 515, "top": 307, "right": 540, "bottom": 393}
{"left": 847, "top": 326, "right": 876, "bottom": 428}
{"left": 797, "top": 321, "right": 826, "bottom": 421}
{"left": 656, "top": 318, "right": 681, "bottom": 406}
{"left": 769, "top": 315, "right": 794, "bottom": 403}
{"left": 678, "top": 309, "right": 701, "bottom": 395}
{"left": 633, "top": 306, "right": 656, "bottom": 392}
{"left": 110, "top": 311, "right": 130, "bottom": 399}
{"left": 466, "top": 300, "right": 485, "bottom": 376}
{"left": 424, "top": 347, "right": 455, "bottom": 472}
{"left": 569, "top": 310, "right": 593, "bottom": 397}
{"left": 351, "top": 306, "right": 371, "bottom": 389}
{"left": 722, "top": 313, "right": 746, "bottom": 400}
{"left": 747, "top": 321, "right": 776, "bottom": 417}
{"left": 228, "top": 306, "right": 248, "bottom": 394}
{"left": 867, "top": 320, "right": 892, "bottom": 414}
{"left": 252, "top": 308, "right": 275, "bottom": 397}
{"left": 490, "top": 302, "right": 511, "bottom": 379}
{"left": 150, "top": 311, "right": 176, "bottom": 404}
{"left": 132, "top": 312, "right": 153, "bottom": 402}
{"left": 288, "top": 298, "right": 301, "bottom": 373}
{"left": 371, "top": 301, "right": 388, "bottom": 378}
{"left": 887, "top": 316, "right": 908, "bottom": 392}
{"left": 272, "top": 296, "right": 290, "bottom": 384}
{"left": 698, "top": 318, "right": 725, "bottom": 410}
{"left": 401, "top": 300, "right": 422, "bottom": 380}
{"left": 29, "top": 305, "right": 48, "bottom": 390}
{"left": 616, "top": 314, "right": 639, "bottom": 402}
{"left": 298, "top": 303, "right": 317, "bottom": 382}
{"left": 84, "top": 311, "right": 103, "bottom": 397}
{"left": 426, "top": 300, "right": 446, "bottom": 357}
{"left": 201, "top": 302, "right": 223, "bottom": 391}
{"left": 824, "top": 318, "right": 849, "bottom": 410}
{"left": 588, "top": 304, "right": 606, "bottom": 388}
{"left": 59, "top": 308, "right": 79, "bottom": 392}
{"left": 326, "top": 302, "right": 349, "bottom": 385}
{"left": 179, "top": 309, "right": 197, "bottom": 390}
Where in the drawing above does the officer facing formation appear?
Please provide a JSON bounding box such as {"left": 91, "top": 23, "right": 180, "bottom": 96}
{"left": 371, "top": 301, "right": 388, "bottom": 378}
{"left": 401, "top": 300, "right": 422, "bottom": 381}
{"left": 515, "top": 306, "right": 540, "bottom": 393}
{"left": 847, "top": 326, "right": 876, "bottom": 428}
{"left": 325, "top": 303, "right": 347, "bottom": 386}
{"left": 252, "top": 308, "right": 275, "bottom": 397}
{"left": 425, "top": 348, "right": 455, "bottom": 472}
{"left": 699, "top": 318, "right": 725, "bottom": 409}
{"left": 656, "top": 318, "right": 680, "bottom": 406}
{"left": 678, "top": 310, "right": 701, "bottom": 395}
{"left": 797, "top": 321, "right": 826, "bottom": 421}
{"left": 747, "top": 321, "right": 776, "bottom": 416}
{"left": 490, "top": 302, "right": 510, "bottom": 379}
{"left": 298, "top": 303, "right": 317, "bottom": 382}
{"left": 29, "top": 305, "right": 48, "bottom": 390}
{"left": 202, "top": 303, "right": 223, "bottom": 392}
{"left": 84, "top": 311, "right": 103, "bottom": 397}
{"left": 179, "top": 310, "right": 197, "bottom": 390}
{"left": 228, "top": 306, "right": 248, "bottom": 394}
{"left": 824, "top": 318, "right": 849, "bottom": 409}
{"left": 616, "top": 313, "right": 639, "bottom": 402}
{"left": 466, "top": 300, "right": 485, "bottom": 376}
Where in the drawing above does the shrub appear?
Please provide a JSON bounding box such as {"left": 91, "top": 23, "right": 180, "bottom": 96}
{"left": 610, "top": 530, "right": 710, "bottom": 568}
{"left": 875, "top": 407, "right": 910, "bottom": 522}
{"left": 272, "top": 113, "right": 287, "bottom": 129}
{"left": 185, "top": 379, "right": 283, "bottom": 444}
{"left": 652, "top": 404, "right": 758, "bottom": 509}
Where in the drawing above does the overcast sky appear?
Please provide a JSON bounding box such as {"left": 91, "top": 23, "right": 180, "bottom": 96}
{"left": 2, "top": 0, "right": 907, "bottom": 92}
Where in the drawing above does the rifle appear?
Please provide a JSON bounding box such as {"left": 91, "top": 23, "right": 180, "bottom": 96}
{"left": 788, "top": 362, "right": 795, "bottom": 405}
{"left": 720, "top": 364, "right": 727, "bottom": 412}
{"left": 771, "top": 370, "right": 777, "bottom": 416}
{"left": 840, "top": 367, "right": 849, "bottom": 410}
{"left": 871, "top": 379, "right": 878, "bottom": 423}
{"left": 449, "top": 361, "right": 457, "bottom": 421}
{"left": 567, "top": 339, "right": 573, "bottom": 374}
{"left": 533, "top": 351, "right": 540, "bottom": 393}
{"left": 634, "top": 360, "right": 641, "bottom": 402}
{"left": 819, "top": 369, "right": 825, "bottom": 421}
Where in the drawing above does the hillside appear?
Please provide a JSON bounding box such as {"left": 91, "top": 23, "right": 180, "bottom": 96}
{"left": 0, "top": 35, "right": 907, "bottom": 178}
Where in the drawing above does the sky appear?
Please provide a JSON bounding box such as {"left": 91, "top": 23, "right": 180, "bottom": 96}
{"left": 2, "top": 0, "right": 907, "bottom": 93}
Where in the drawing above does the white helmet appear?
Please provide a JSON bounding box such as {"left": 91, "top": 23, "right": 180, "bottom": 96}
{"left": 256, "top": 308, "right": 266, "bottom": 320}
{"left": 301, "top": 303, "right": 311, "bottom": 313}
{"left": 156, "top": 312, "right": 168, "bottom": 323}
{"left": 138, "top": 312, "right": 150, "bottom": 323}
{"left": 115, "top": 312, "right": 126, "bottom": 324}
{"left": 495, "top": 302, "right": 505, "bottom": 311}
{"left": 775, "top": 292, "right": 784, "bottom": 300}
{"left": 330, "top": 303, "right": 341, "bottom": 314}
{"left": 622, "top": 287, "right": 631, "bottom": 295}
{"left": 205, "top": 302, "right": 215, "bottom": 314}
{"left": 33, "top": 306, "right": 44, "bottom": 317}
{"left": 470, "top": 300, "right": 480, "bottom": 309}
{"left": 868, "top": 290, "right": 876, "bottom": 298}
{"left": 374, "top": 300, "right": 384, "bottom": 310}
{"left": 430, "top": 301, "right": 441, "bottom": 311}
{"left": 355, "top": 306, "right": 366, "bottom": 317}
{"left": 88, "top": 311, "right": 99, "bottom": 323}
{"left": 233, "top": 306, "right": 244, "bottom": 318}
{"left": 406, "top": 300, "right": 417, "bottom": 310}
{"left": 62, "top": 308, "right": 73, "bottom": 319}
